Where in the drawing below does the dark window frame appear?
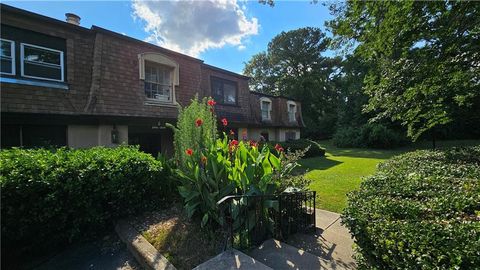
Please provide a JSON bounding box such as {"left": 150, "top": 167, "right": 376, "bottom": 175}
{"left": 210, "top": 76, "right": 238, "bottom": 106}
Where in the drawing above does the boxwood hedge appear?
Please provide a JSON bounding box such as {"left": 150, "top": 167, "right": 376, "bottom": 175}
{"left": 266, "top": 139, "right": 326, "bottom": 158}
{"left": 1, "top": 146, "right": 174, "bottom": 259}
{"left": 343, "top": 146, "right": 480, "bottom": 269}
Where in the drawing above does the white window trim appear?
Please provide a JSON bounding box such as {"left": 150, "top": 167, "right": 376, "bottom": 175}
{"left": 20, "top": 43, "right": 64, "bottom": 82}
{"left": 1, "top": 39, "right": 16, "bottom": 76}
{"left": 287, "top": 100, "right": 297, "bottom": 122}
{"left": 260, "top": 97, "right": 272, "bottom": 121}
{"left": 139, "top": 52, "right": 179, "bottom": 105}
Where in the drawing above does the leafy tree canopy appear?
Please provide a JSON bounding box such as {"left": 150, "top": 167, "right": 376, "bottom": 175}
{"left": 328, "top": 0, "right": 480, "bottom": 140}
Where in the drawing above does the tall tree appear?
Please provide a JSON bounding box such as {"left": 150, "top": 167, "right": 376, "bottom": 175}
{"left": 328, "top": 1, "right": 480, "bottom": 140}
{"left": 244, "top": 27, "right": 341, "bottom": 138}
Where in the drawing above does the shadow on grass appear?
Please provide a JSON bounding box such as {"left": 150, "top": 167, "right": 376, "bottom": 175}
{"left": 296, "top": 157, "right": 343, "bottom": 174}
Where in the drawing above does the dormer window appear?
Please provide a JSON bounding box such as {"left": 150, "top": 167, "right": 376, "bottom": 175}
{"left": 287, "top": 101, "right": 297, "bottom": 122}
{"left": 211, "top": 77, "right": 237, "bottom": 105}
{"left": 260, "top": 97, "right": 272, "bottom": 121}
{"left": 139, "top": 53, "right": 179, "bottom": 105}
{"left": 144, "top": 61, "right": 173, "bottom": 102}
{"left": 21, "top": 43, "right": 64, "bottom": 82}
{"left": 1, "top": 39, "right": 15, "bottom": 75}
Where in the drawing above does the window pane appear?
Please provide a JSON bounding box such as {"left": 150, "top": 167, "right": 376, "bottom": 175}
{"left": 24, "top": 62, "right": 62, "bottom": 80}
{"left": 1, "top": 58, "right": 12, "bottom": 74}
{"left": 261, "top": 101, "right": 270, "bottom": 110}
{"left": 212, "top": 80, "right": 223, "bottom": 102}
{"left": 24, "top": 46, "right": 61, "bottom": 65}
{"left": 223, "top": 83, "right": 236, "bottom": 104}
{"left": 1, "top": 40, "right": 12, "bottom": 57}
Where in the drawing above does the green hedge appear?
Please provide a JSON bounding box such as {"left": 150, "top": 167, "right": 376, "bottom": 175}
{"left": 1, "top": 146, "right": 173, "bottom": 258}
{"left": 266, "top": 139, "right": 325, "bottom": 158}
{"left": 333, "top": 123, "right": 407, "bottom": 149}
{"left": 343, "top": 146, "right": 480, "bottom": 269}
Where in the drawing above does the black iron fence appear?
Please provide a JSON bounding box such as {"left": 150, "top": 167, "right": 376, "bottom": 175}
{"left": 217, "top": 191, "right": 316, "bottom": 250}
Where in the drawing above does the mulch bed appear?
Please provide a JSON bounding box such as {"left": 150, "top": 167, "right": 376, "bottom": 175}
{"left": 131, "top": 205, "right": 224, "bottom": 270}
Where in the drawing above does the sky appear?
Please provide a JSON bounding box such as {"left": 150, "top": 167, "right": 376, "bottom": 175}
{"left": 3, "top": 0, "right": 334, "bottom": 74}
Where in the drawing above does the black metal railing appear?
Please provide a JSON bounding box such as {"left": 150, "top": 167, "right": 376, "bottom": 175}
{"left": 217, "top": 191, "right": 316, "bottom": 250}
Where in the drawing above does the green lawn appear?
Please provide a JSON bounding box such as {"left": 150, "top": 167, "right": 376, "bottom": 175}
{"left": 300, "top": 139, "right": 480, "bottom": 213}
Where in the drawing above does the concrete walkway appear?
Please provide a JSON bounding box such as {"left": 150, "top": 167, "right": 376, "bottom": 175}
{"left": 33, "top": 234, "right": 141, "bottom": 270}
{"left": 285, "top": 209, "right": 356, "bottom": 269}
{"left": 248, "top": 209, "right": 356, "bottom": 270}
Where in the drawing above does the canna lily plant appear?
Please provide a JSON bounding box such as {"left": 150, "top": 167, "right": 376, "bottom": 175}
{"left": 172, "top": 97, "right": 301, "bottom": 228}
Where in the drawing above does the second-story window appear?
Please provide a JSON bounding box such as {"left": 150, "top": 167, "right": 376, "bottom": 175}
{"left": 260, "top": 97, "right": 272, "bottom": 121}
{"left": 1, "top": 39, "right": 15, "bottom": 75}
{"left": 211, "top": 77, "right": 237, "bottom": 105}
{"left": 21, "top": 43, "right": 64, "bottom": 82}
{"left": 287, "top": 101, "right": 297, "bottom": 122}
{"left": 144, "top": 61, "right": 173, "bottom": 102}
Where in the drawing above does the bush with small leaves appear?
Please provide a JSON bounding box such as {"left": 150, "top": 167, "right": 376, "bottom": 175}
{"left": 343, "top": 146, "right": 480, "bottom": 269}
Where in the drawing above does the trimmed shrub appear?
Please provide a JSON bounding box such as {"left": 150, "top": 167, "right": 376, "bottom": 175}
{"left": 267, "top": 139, "right": 326, "bottom": 158}
{"left": 333, "top": 123, "right": 406, "bottom": 149}
{"left": 343, "top": 146, "right": 480, "bottom": 269}
{"left": 1, "top": 146, "right": 173, "bottom": 258}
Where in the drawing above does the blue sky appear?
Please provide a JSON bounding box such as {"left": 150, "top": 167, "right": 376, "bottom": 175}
{"left": 4, "top": 1, "right": 334, "bottom": 74}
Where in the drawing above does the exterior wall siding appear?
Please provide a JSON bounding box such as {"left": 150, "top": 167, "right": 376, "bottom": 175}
{"left": 0, "top": 4, "right": 305, "bottom": 152}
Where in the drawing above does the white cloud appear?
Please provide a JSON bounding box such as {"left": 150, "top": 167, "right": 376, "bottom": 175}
{"left": 132, "top": 0, "right": 259, "bottom": 57}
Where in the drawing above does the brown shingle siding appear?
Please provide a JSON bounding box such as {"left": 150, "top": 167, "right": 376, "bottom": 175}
{"left": 1, "top": 4, "right": 302, "bottom": 130}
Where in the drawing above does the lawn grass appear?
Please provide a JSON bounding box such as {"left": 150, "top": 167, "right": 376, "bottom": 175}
{"left": 300, "top": 139, "right": 480, "bottom": 213}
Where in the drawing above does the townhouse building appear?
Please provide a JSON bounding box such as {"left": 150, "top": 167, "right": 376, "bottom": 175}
{"left": 0, "top": 4, "right": 304, "bottom": 156}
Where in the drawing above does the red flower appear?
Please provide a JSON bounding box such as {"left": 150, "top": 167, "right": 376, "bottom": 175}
{"left": 201, "top": 156, "right": 207, "bottom": 164}
{"left": 185, "top": 148, "right": 193, "bottom": 156}
{"left": 249, "top": 140, "right": 258, "bottom": 148}
{"left": 229, "top": 140, "right": 239, "bottom": 151}
{"left": 195, "top": 118, "right": 203, "bottom": 127}
{"left": 274, "top": 144, "right": 284, "bottom": 152}
{"left": 221, "top": 118, "right": 228, "bottom": 126}
{"left": 207, "top": 99, "right": 216, "bottom": 106}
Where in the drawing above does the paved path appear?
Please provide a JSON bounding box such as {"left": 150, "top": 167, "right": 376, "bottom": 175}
{"left": 249, "top": 208, "right": 356, "bottom": 270}
{"left": 33, "top": 234, "right": 141, "bottom": 270}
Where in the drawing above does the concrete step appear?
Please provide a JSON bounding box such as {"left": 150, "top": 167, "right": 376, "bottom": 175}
{"left": 285, "top": 233, "right": 356, "bottom": 270}
{"left": 193, "top": 249, "right": 273, "bottom": 270}
{"left": 248, "top": 238, "right": 332, "bottom": 270}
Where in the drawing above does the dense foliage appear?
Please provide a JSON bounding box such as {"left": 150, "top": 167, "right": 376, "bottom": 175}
{"left": 243, "top": 27, "right": 341, "bottom": 138}
{"left": 170, "top": 96, "right": 218, "bottom": 169}
{"left": 266, "top": 139, "right": 325, "bottom": 158}
{"left": 328, "top": 1, "right": 480, "bottom": 140}
{"left": 171, "top": 99, "right": 306, "bottom": 227}
{"left": 333, "top": 123, "right": 406, "bottom": 149}
{"left": 0, "top": 146, "right": 172, "bottom": 258}
{"left": 343, "top": 146, "right": 480, "bottom": 269}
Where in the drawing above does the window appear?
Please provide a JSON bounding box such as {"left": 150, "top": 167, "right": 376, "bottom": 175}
{"left": 21, "top": 43, "right": 64, "bottom": 82}
{"left": 286, "top": 131, "right": 296, "bottom": 141}
{"left": 211, "top": 77, "right": 237, "bottom": 105}
{"left": 1, "top": 39, "right": 15, "bottom": 75}
{"left": 287, "top": 101, "right": 297, "bottom": 122}
{"left": 139, "top": 52, "right": 179, "bottom": 104}
{"left": 260, "top": 97, "right": 272, "bottom": 121}
{"left": 144, "top": 61, "right": 173, "bottom": 102}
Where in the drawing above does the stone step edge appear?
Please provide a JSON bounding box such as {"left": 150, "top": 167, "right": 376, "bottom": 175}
{"left": 115, "top": 219, "right": 177, "bottom": 270}
{"left": 193, "top": 248, "right": 273, "bottom": 270}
